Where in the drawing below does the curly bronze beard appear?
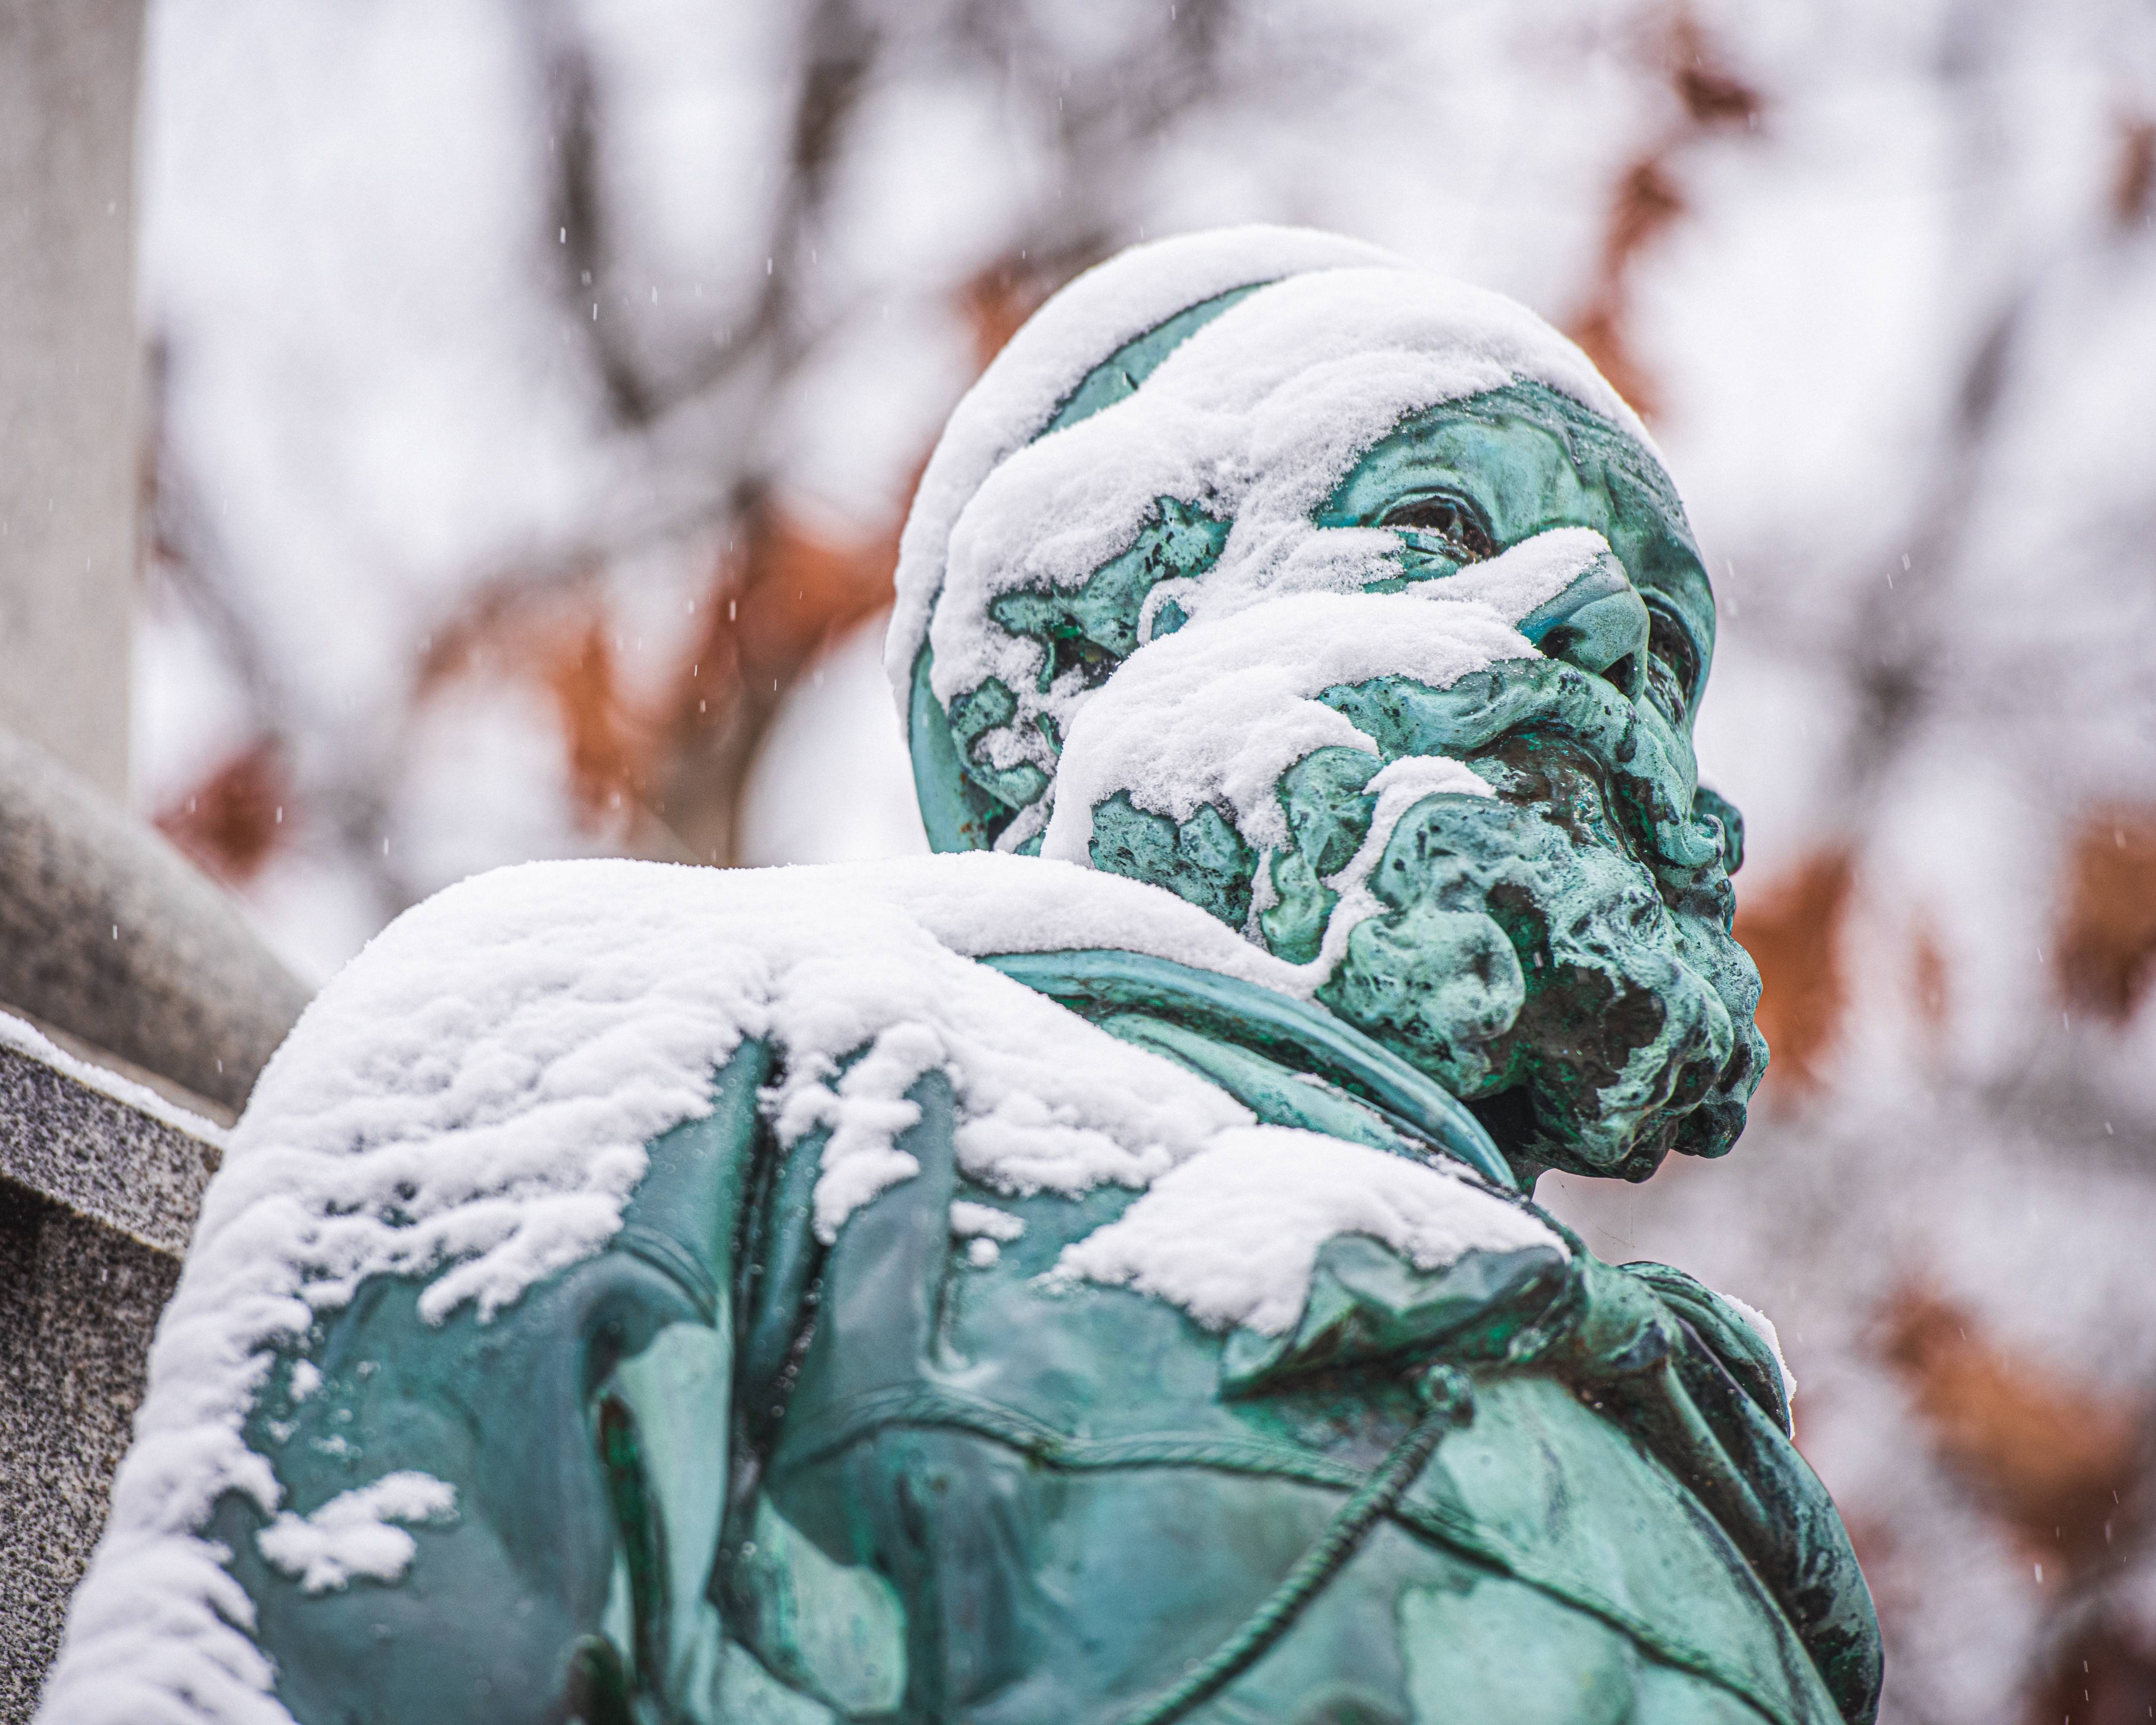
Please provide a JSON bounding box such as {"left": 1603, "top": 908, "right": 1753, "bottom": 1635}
{"left": 1321, "top": 785, "right": 1760, "bottom": 1182}
{"left": 1063, "top": 649, "right": 1762, "bottom": 1183}
{"left": 1312, "top": 662, "right": 1763, "bottom": 1184}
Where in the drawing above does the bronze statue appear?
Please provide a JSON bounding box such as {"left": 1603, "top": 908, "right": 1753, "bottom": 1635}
{"left": 41, "top": 227, "right": 1877, "bottom": 1725}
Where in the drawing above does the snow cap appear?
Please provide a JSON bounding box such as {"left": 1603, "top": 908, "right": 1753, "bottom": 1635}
{"left": 886, "top": 225, "right": 1660, "bottom": 767}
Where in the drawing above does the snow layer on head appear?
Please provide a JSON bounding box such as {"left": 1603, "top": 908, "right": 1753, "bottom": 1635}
{"left": 44, "top": 854, "right": 1272, "bottom": 1725}
{"left": 1052, "top": 1126, "right": 1562, "bottom": 1336}
{"left": 1434, "top": 526, "right": 1615, "bottom": 621}
{"left": 888, "top": 225, "right": 1407, "bottom": 717}
{"left": 921, "top": 267, "right": 1647, "bottom": 795}
{"left": 1038, "top": 579, "right": 1552, "bottom": 865}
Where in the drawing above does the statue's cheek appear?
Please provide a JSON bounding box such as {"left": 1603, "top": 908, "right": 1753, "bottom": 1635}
{"left": 1318, "top": 902, "right": 1527, "bottom": 1094}
{"left": 1084, "top": 791, "right": 1257, "bottom": 931}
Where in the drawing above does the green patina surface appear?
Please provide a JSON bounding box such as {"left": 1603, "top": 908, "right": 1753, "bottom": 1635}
{"left": 213, "top": 1008, "right": 1875, "bottom": 1725}
{"left": 207, "top": 291, "right": 1879, "bottom": 1725}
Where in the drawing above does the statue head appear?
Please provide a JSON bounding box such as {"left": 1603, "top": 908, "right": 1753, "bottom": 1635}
{"left": 888, "top": 228, "right": 1762, "bottom": 1186}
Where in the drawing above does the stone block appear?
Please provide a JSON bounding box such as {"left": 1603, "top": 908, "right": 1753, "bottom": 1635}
{"left": 0, "top": 1024, "right": 217, "bottom": 1722}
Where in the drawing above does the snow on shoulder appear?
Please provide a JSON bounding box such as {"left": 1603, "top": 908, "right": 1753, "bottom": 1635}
{"left": 43, "top": 852, "right": 1551, "bottom": 1725}
{"left": 1055, "top": 1126, "right": 1560, "bottom": 1336}
{"left": 254, "top": 1471, "right": 458, "bottom": 1595}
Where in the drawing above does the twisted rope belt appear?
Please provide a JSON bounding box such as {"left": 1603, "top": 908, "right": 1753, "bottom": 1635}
{"left": 1113, "top": 1363, "right": 1473, "bottom": 1725}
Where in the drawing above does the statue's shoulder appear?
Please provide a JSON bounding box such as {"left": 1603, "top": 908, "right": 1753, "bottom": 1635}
{"left": 257, "top": 853, "right": 1130, "bottom": 1105}
{"left": 287, "top": 850, "right": 1289, "bottom": 1022}
{"left": 1610, "top": 1258, "right": 1796, "bottom": 1433}
{"left": 219, "top": 855, "right": 1270, "bottom": 1319}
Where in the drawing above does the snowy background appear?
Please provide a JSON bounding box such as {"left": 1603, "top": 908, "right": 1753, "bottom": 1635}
{"left": 131, "top": 2, "right": 2156, "bottom": 1719}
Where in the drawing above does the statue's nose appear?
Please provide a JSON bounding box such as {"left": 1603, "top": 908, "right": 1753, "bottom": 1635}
{"left": 1512, "top": 547, "right": 1650, "bottom": 699}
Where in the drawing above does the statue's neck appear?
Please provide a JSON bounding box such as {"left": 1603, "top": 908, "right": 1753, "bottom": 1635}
{"left": 978, "top": 947, "right": 1517, "bottom": 1192}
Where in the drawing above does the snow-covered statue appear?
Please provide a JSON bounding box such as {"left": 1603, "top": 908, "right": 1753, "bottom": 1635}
{"left": 42, "top": 230, "right": 1879, "bottom": 1725}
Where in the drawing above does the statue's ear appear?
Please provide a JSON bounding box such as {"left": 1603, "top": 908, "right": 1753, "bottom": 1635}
{"left": 1693, "top": 784, "right": 1745, "bottom": 875}
{"left": 907, "top": 645, "right": 1015, "bottom": 852}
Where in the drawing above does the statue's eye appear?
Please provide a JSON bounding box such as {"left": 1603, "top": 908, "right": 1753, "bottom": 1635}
{"left": 1644, "top": 602, "right": 1702, "bottom": 719}
{"left": 1046, "top": 630, "right": 1116, "bottom": 690}
{"left": 1379, "top": 494, "right": 1495, "bottom": 562}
